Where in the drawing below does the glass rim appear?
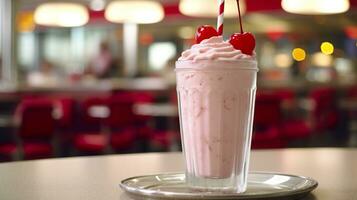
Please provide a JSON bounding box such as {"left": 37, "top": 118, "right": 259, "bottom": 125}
{"left": 175, "top": 59, "right": 258, "bottom": 71}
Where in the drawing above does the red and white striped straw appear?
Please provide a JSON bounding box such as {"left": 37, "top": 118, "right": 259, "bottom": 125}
{"left": 217, "top": 0, "right": 225, "bottom": 35}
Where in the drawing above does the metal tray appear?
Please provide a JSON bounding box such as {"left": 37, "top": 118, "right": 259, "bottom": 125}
{"left": 120, "top": 172, "right": 318, "bottom": 199}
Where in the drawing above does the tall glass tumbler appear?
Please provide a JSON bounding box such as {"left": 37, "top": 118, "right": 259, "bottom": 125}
{"left": 176, "top": 60, "right": 258, "bottom": 192}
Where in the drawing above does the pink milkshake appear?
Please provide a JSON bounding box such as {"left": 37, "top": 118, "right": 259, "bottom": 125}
{"left": 176, "top": 36, "right": 257, "bottom": 192}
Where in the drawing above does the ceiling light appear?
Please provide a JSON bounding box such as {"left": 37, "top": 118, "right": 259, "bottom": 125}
{"left": 179, "top": 0, "right": 246, "bottom": 18}
{"left": 105, "top": 1, "right": 164, "bottom": 24}
{"left": 281, "top": 0, "right": 350, "bottom": 15}
{"left": 90, "top": 0, "right": 106, "bottom": 11}
{"left": 34, "top": 3, "right": 89, "bottom": 27}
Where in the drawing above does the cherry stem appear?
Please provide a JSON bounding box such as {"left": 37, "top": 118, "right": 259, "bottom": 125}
{"left": 237, "top": 0, "right": 244, "bottom": 34}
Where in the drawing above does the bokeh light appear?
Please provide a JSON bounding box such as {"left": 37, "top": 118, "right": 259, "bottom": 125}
{"left": 178, "top": 26, "right": 195, "bottom": 39}
{"left": 179, "top": 0, "right": 246, "bottom": 18}
{"left": 312, "top": 52, "right": 333, "bottom": 67}
{"left": 281, "top": 0, "right": 350, "bottom": 15}
{"left": 34, "top": 3, "right": 89, "bottom": 27}
{"left": 292, "top": 48, "right": 306, "bottom": 61}
{"left": 105, "top": 1, "right": 164, "bottom": 24}
{"left": 321, "top": 42, "right": 334, "bottom": 55}
{"left": 275, "top": 53, "right": 292, "bottom": 68}
{"left": 17, "top": 11, "right": 35, "bottom": 32}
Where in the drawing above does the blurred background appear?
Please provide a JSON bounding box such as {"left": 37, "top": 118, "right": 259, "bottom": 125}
{"left": 0, "top": 0, "right": 356, "bottom": 162}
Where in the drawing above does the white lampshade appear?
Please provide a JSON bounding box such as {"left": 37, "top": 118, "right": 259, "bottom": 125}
{"left": 179, "top": 0, "right": 246, "bottom": 18}
{"left": 90, "top": 0, "right": 106, "bottom": 11}
{"left": 282, "top": 0, "right": 350, "bottom": 15}
{"left": 105, "top": 1, "right": 164, "bottom": 24}
{"left": 34, "top": 3, "right": 89, "bottom": 27}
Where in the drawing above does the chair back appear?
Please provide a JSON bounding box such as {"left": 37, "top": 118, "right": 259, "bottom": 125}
{"left": 106, "top": 95, "right": 136, "bottom": 129}
{"left": 17, "top": 98, "right": 55, "bottom": 139}
{"left": 254, "top": 92, "right": 283, "bottom": 127}
{"left": 309, "top": 87, "right": 339, "bottom": 130}
{"left": 54, "top": 97, "right": 76, "bottom": 129}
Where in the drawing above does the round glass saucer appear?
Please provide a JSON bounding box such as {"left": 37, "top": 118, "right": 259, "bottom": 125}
{"left": 120, "top": 172, "right": 318, "bottom": 200}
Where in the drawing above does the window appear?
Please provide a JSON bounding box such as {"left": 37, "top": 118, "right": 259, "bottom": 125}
{"left": 148, "top": 42, "right": 176, "bottom": 71}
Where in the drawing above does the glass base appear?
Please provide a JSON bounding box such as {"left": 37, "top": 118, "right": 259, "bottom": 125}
{"left": 185, "top": 172, "right": 247, "bottom": 193}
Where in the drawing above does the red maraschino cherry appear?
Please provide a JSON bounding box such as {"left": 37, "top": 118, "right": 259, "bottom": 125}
{"left": 230, "top": 32, "right": 255, "bottom": 55}
{"left": 229, "top": 0, "right": 256, "bottom": 55}
{"left": 195, "top": 25, "right": 219, "bottom": 44}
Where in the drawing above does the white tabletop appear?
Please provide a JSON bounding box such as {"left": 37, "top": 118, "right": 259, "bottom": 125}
{"left": 0, "top": 148, "right": 356, "bottom": 200}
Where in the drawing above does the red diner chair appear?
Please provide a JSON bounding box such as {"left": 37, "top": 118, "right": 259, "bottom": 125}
{"left": 113, "top": 91, "right": 156, "bottom": 150}
{"left": 274, "top": 89, "right": 295, "bottom": 101}
{"left": 54, "top": 97, "right": 76, "bottom": 129}
{"left": 149, "top": 130, "right": 179, "bottom": 151}
{"left": 148, "top": 90, "right": 180, "bottom": 151}
{"left": 122, "top": 91, "right": 155, "bottom": 125}
{"left": 280, "top": 119, "right": 311, "bottom": 141}
{"left": 343, "top": 85, "right": 357, "bottom": 132}
{"left": 15, "top": 98, "right": 55, "bottom": 160}
{"left": 309, "top": 87, "right": 339, "bottom": 132}
{"left": 144, "top": 90, "right": 180, "bottom": 152}
{"left": 275, "top": 89, "right": 311, "bottom": 141}
{"left": 0, "top": 143, "right": 17, "bottom": 162}
{"left": 252, "top": 92, "right": 286, "bottom": 149}
{"left": 53, "top": 97, "right": 77, "bottom": 156}
{"left": 0, "top": 94, "right": 19, "bottom": 161}
{"left": 347, "top": 86, "right": 357, "bottom": 98}
{"left": 132, "top": 92, "right": 159, "bottom": 149}
{"left": 274, "top": 89, "right": 296, "bottom": 113}
{"left": 73, "top": 97, "right": 108, "bottom": 154}
{"left": 346, "top": 86, "right": 357, "bottom": 126}
{"left": 106, "top": 95, "right": 138, "bottom": 152}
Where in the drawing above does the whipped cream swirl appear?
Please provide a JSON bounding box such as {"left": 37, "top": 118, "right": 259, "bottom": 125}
{"left": 178, "top": 36, "right": 255, "bottom": 61}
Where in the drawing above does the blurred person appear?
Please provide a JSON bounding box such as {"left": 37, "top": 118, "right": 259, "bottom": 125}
{"left": 149, "top": 56, "right": 178, "bottom": 87}
{"left": 86, "top": 41, "right": 115, "bottom": 79}
{"left": 156, "top": 57, "right": 177, "bottom": 87}
{"left": 27, "top": 60, "right": 61, "bottom": 87}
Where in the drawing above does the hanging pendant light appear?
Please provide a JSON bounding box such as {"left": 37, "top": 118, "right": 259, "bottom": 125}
{"left": 105, "top": 0, "right": 164, "bottom": 24}
{"left": 34, "top": 2, "right": 89, "bottom": 27}
{"left": 179, "top": 0, "right": 246, "bottom": 18}
{"left": 281, "top": 0, "right": 350, "bottom": 15}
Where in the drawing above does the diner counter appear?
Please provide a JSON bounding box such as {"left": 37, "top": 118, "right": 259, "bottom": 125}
{"left": 0, "top": 77, "right": 355, "bottom": 94}
{"left": 0, "top": 148, "right": 357, "bottom": 200}
{"left": 0, "top": 77, "right": 172, "bottom": 94}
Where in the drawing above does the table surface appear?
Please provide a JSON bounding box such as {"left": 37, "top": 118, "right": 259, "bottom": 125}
{"left": 0, "top": 148, "right": 356, "bottom": 200}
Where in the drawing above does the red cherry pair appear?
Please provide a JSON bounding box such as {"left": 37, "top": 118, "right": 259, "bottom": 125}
{"left": 195, "top": 25, "right": 255, "bottom": 56}
{"left": 195, "top": 0, "right": 255, "bottom": 55}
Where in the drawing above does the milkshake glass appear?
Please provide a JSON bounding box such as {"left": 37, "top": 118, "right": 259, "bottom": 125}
{"left": 176, "top": 36, "right": 258, "bottom": 192}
